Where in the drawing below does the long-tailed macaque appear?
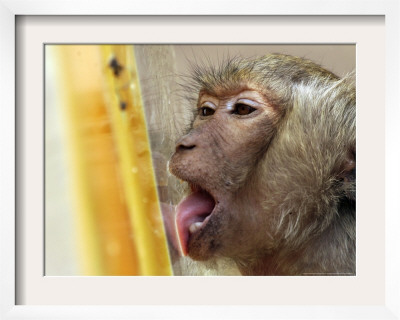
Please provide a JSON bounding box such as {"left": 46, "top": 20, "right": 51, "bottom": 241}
{"left": 169, "top": 54, "right": 355, "bottom": 275}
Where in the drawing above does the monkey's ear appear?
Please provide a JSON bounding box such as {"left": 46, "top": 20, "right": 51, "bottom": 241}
{"left": 339, "top": 147, "right": 356, "bottom": 201}
{"left": 340, "top": 147, "right": 355, "bottom": 183}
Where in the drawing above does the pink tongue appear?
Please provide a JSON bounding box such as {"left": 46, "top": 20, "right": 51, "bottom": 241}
{"left": 175, "top": 191, "right": 215, "bottom": 256}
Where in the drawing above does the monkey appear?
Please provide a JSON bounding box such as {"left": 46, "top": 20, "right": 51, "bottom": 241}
{"left": 168, "top": 54, "right": 355, "bottom": 276}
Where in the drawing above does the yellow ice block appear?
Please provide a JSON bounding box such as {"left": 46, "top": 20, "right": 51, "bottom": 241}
{"left": 53, "top": 44, "right": 172, "bottom": 276}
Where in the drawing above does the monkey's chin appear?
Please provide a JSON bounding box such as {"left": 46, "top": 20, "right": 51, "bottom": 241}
{"left": 175, "top": 186, "right": 217, "bottom": 257}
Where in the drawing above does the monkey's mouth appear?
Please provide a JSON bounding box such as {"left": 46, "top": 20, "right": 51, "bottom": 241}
{"left": 175, "top": 183, "right": 217, "bottom": 256}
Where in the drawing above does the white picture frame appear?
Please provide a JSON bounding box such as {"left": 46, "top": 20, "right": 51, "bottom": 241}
{"left": 1, "top": 1, "right": 399, "bottom": 319}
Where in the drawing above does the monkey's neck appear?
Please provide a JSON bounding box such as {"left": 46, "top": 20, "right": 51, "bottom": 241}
{"left": 237, "top": 208, "right": 355, "bottom": 276}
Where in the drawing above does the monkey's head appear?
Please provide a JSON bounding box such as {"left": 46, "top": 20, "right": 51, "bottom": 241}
{"left": 169, "top": 54, "right": 355, "bottom": 269}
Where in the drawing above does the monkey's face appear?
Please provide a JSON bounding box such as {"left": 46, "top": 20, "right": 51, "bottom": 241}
{"left": 169, "top": 89, "right": 279, "bottom": 261}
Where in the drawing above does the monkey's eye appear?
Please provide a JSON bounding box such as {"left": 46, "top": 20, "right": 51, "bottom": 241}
{"left": 233, "top": 103, "right": 256, "bottom": 116}
{"left": 199, "top": 106, "right": 215, "bottom": 117}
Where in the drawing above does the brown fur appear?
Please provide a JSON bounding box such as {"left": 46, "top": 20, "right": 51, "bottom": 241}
{"left": 169, "top": 54, "right": 355, "bottom": 275}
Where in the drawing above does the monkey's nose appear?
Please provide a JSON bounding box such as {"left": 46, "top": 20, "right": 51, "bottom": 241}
{"left": 175, "top": 136, "right": 196, "bottom": 152}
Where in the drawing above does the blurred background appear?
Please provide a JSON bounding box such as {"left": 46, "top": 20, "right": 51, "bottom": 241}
{"left": 45, "top": 44, "right": 355, "bottom": 276}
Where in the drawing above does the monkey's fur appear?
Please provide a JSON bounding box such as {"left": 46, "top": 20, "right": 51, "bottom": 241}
{"left": 169, "top": 54, "right": 355, "bottom": 276}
